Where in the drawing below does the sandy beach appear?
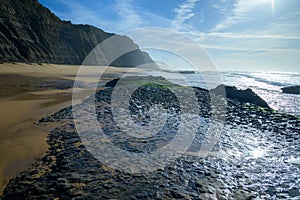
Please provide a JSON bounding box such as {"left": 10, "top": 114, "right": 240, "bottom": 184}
{"left": 0, "top": 62, "right": 135, "bottom": 194}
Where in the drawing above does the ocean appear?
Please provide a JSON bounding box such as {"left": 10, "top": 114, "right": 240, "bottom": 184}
{"left": 143, "top": 71, "right": 300, "bottom": 116}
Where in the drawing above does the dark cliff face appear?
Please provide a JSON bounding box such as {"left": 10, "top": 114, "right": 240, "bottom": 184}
{"left": 0, "top": 0, "right": 154, "bottom": 66}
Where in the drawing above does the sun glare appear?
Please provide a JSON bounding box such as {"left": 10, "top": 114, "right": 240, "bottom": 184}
{"left": 254, "top": 0, "right": 271, "bottom": 3}
{"left": 255, "top": 0, "right": 274, "bottom": 3}
{"left": 254, "top": 0, "right": 275, "bottom": 12}
{"left": 271, "top": 0, "right": 275, "bottom": 12}
{"left": 251, "top": 148, "right": 267, "bottom": 158}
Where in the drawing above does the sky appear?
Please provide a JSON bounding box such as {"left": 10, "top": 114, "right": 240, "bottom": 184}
{"left": 39, "top": 0, "right": 300, "bottom": 72}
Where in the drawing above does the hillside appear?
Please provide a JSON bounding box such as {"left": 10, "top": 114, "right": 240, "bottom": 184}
{"left": 0, "top": 0, "right": 154, "bottom": 66}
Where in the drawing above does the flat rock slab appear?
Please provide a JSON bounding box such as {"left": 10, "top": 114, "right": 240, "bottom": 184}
{"left": 2, "top": 84, "right": 300, "bottom": 199}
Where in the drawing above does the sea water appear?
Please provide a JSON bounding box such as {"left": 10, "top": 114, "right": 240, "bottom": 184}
{"left": 144, "top": 71, "right": 300, "bottom": 116}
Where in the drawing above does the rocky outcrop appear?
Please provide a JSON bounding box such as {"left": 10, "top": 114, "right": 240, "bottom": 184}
{"left": 0, "top": 0, "right": 154, "bottom": 66}
{"left": 105, "top": 76, "right": 168, "bottom": 87}
{"left": 281, "top": 86, "right": 300, "bottom": 95}
{"left": 212, "top": 84, "right": 269, "bottom": 108}
{"left": 2, "top": 78, "right": 299, "bottom": 199}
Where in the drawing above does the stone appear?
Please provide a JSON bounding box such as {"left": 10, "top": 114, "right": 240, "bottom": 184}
{"left": 211, "top": 84, "right": 270, "bottom": 108}
{"left": 281, "top": 86, "right": 300, "bottom": 95}
{"left": 288, "top": 187, "right": 300, "bottom": 197}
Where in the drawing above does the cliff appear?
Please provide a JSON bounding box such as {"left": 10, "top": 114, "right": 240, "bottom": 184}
{"left": 0, "top": 0, "right": 154, "bottom": 66}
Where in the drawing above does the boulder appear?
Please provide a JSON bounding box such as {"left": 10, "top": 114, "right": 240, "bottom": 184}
{"left": 105, "top": 78, "right": 120, "bottom": 87}
{"left": 281, "top": 86, "right": 300, "bottom": 95}
{"left": 212, "top": 84, "right": 269, "bottom": 108}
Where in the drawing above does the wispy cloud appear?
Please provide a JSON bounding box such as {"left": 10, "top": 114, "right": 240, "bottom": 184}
{"left": 212, "top": 0, "right": 274, "bottom": 31}
{"left": 51, "top": 0, "right": 145, "bottom": 32}
{"left": 184, "top": 31, "right": 300, "bottom": 40}
{"left": 183, "top": 31, "right": 300, "bottom": 53}
{"left": 172, "top": 0, "right": 200, "bottom": 31}
{"left": 114, "top": 0, "right": 144, "bottom": 31}
{"left": 201, "top": 44, "right": 300, "bottom": 52}
{"left": 211, "top": 0, "right": 229, "bottom": 14}
{"left": 257, "top": 11, "right": 300, "bottom": 36}
{"left": 142, "top": 12, "right": 172, "bottom": 28}
{"left": 39, "top": 0, "right": 300, "bottom": 71}
{"left": 54, "top": 0, "right": 108, "bottom": 28}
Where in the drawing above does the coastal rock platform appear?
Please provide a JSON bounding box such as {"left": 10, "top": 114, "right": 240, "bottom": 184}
{"left": 2, "top": 78, "right": 300, "bottom": 199}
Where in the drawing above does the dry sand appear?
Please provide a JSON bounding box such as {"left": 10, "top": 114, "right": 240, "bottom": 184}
{"left": 0, "top": 62, "right": 137, "bottom": 194}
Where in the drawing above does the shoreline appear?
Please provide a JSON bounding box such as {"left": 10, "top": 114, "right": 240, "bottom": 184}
{"left": 1, "top": 64, "right": 299, "bottom": 198}
{"left": 0, "top": 62, "right": 135, "bottom": 194}
{"left": 2, "top": 78, "right": 299, "bottom": 199}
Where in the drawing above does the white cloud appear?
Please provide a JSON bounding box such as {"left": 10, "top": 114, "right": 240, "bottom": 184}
{"left": 210, "top": 48, "right": 300, "bottom": 72}
{"left": 142, "top": 12, "right": 172, "bottom": 28}
{"left": 172, "top": 0, "right": 200, "bottom": 31}
{"left": 256, "top": 12, "right": 300, "bottom": 36}
{"left": 114, "top": 0, "right": 144, "bottom": 31}
{"left": 53, "top": 0, "right": 145, "bottom": 32}
{"left": 176, "top": 28, "right": 300, "bottom": 71}
{"left": 211, "top": 0, "right": 229, "bottom": 13}
{"left": 212, "top": 0, "right": 274, "bottom": 31}
{"left": 55, "top": 0, "right": 108, "bottom": 28}
{"left": 184, "top": 31, "right": 300, "bottom": 40}
{"left": 202, "top": 44, "right": 300, "bottom": 52}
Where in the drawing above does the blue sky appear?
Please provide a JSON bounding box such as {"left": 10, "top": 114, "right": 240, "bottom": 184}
{"left": 39, "top": 0, "right": 300, "bottom": 72}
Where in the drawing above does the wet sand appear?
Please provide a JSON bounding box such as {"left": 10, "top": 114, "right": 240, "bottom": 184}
{"left": 0, "top": 62, "right": 135, "bottom": 194}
